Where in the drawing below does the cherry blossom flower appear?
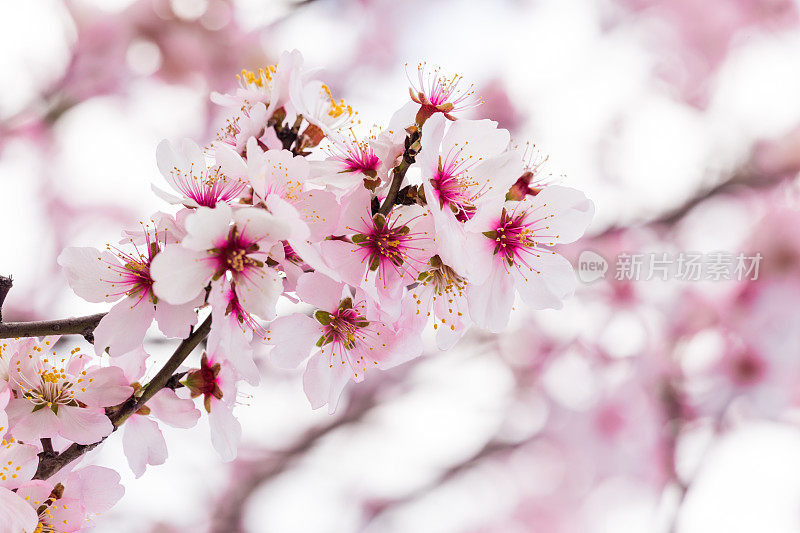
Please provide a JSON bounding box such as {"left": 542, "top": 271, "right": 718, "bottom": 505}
{"left": 13, "top": 465, "right": 124, "bottom": 532}
{"left": 154, "top": 139, "right": 247, "bottom": 208}
{"left": 309, "top": 136, "right": 384, "bottom": 192}
{"left": 216, "top": 138, "right": 340, "bottom": 244}
{"left": 289, "top": 76, "right": 355, "bottom": 136}
{"left": 183, "top": 353, "right": 242, "bottom": 461}
{"left": 6, "top": 339, "right": 131, "bottom": 445}
{"left": 465, "top": 185, "right": 595, "bottom": 332}
{"left": 150, "top": 203, "right": 291, "bottom": 320}
{"left": 408, "top": 62, "right": 482, "bottom": 123}
{"left": 211, "top": 49, "right": 303, "bottom": 117}
{"left": 266, "top": 273, "right": 424, "bottom": 413}
{"left": 58, "top": 216, "right": 199, "bottom": 356}
{"left": 116, "top": 350, "right": 201, "bottom": 478}
{"left": 403, "top": 255, "right": 472, "bottom": 350}
{"left": 321, "top": 188, "right": 435, "bottom": 317}
{"left": 416, "top": 113, "right": 520, "bottom": 274}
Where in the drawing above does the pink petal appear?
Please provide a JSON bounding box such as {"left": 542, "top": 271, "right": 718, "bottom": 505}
{"left": 182, "top": 203, "right": 233, "bottom": 251}
{"left": 512, "top": 250, "right": 576, "bottom": 310}
{"left": 155, "top": 299, "right": 199, "bottom": 339}
{"left": 0, "top": 441, "right": 38, "bottom": 490}
{"left": 0, "top": 486, "right": 38, "bottom": 533}
{"left": 10, "top": 407, "right": 60, "bottom": 442}
{"left": 57, "top": 406, "right": 113, "bottom": 445}
{"left": 466, "top": 265, "right": 515, "bottom": 333}
{"left": 302, "top": 351, "right": 352, "bottom": 414}
{"left": 123, "top": 416, "right": 167, "bottom": 478}
{"left": 296, "top": 272, "right": 345, "bottom": 311}
{"left": 63, "top": 465, "right": 124, "bottom": 513}
{"left": 148, "top": 389, "right": 200, "bottom": 429}
{"left": 93, "top": 297, "right": 155, "bottom": 356}
{"left": 234, "top": 266, "right": 283, "bottom": 320}
{"left": 319, "top": 240, "right": 366, "bottom": 287}
{"left": 528, "top": 185, "right": 595, "bottom": 244}
{"left": 150, "top": 245, "right": 215, "bottom": 305}
{"left": 76, "top": 366, "right": 132, "bottom": 408}
{"left": 209, "top": 399, "right": 241, "bottom": 462}
{"left": 266, "top": 314, "right": 321, "bottom": 369}
{"left": 57, "top": 247, "right": 125, "bottom": 303}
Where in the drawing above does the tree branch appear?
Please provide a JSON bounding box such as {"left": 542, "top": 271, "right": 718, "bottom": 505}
{"left": 0, "top": 313, "right": 106, "bottom": 340}
{"left": 0, "top": 276, "right": 11, "bottom": 322}
{"left": 378, "top": 129, "right": 421, "bottom": 216}
{"left": 32, "top": 314, "right": 213, "bottom": 480}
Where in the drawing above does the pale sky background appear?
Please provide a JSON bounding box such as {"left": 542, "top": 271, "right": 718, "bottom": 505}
{"left": 3, "top": 1, "right": 800, "bottom": 532}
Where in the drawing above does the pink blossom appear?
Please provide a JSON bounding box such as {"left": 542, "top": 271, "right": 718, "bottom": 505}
{"left": 154, "top": 139, "right": 247, "bottom": 209}
{"left": 466, "top": 185, "right": 595, "bottom": 332}
{"left": 407, "top": 62, "right": 482, "bottom": 122}
{"left": 266, "top": 273, "right": 424, "bottom": 412}
{"left": 150, "top": 203, "right": 290, "bottom": 320}
{"left": 13, "top": 465, "right": 124, "bottom": 532}
{"left": 58, "top": 216, "right": 200, "bottom": 356}
{"left": 6, "top": 340, "right": 131, "bottom": 445}
{"left": 321, "top": 189, "right": 435, "bottom": 317}
{"left": 309, "top": 136, "right": 384, "bottom": 192}
{"left": 417, "top": 113, "right": 519, "bottom": 274}
{"left": 183, "top": 353, "right": 242, "bottom": 461}
{"left": 211, "top": 49, "right": 304, "bottom": 118}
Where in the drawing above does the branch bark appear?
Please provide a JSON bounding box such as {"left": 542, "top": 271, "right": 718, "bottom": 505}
{"left": 0, "top": 313, "right": 106, "bottom": 340}
{"left": 378, "top": 129, "right": 421, "bottom": 216}
{"left": 32, "top": 314, "right": 213, "bottom": 480}
{"left": 0, "top": 276, "right": 12, "bottom": 322}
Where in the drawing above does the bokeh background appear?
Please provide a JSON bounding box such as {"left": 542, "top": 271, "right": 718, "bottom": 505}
{"left": 3, "top": 0, "right": 800, "bottom": 531}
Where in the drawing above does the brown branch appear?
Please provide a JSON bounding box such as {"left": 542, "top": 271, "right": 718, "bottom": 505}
{"left": 33, "top": 314, "right": 212, "bottom": 480}
{"left": 0, "top": 276, "right": 11, "bottom": 322}
{"left": 0, "top": 313, "right": 106, "bottom": 340}
{"left": 378, "top": 129, "right": 421, "bottom": 216}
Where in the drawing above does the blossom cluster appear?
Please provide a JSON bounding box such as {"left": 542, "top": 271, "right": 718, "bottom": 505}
{"left": 0, "top": 50, "right": 592, "bottom": 531}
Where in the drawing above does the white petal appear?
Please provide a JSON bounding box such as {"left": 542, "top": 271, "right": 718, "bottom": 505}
{"left": 155, "top": 300, "right": 199, "bottom": 339}
{"left": 57, "top": 406, "right": 112, "bottom": 445}
{"left": 266, "top": 314, "right": 321, "bottom": 369}
{"left": 57, "top": 247, "right": 125, "bottom": 303}
{"left": 209, "top": 400, "right": 241, "bottom": 462}
{"left": 123, "top": 416, "right": 167, "bottom": 478}
{"left": 93, "top": 297, "right": 155, "bottom": 356}
{"left": 0, "top": 487, "right": 38, "bottom": 533}
{"left": 150, "top": 245, "right": 215, "bottom": 305}
{"left": 182, "top": 203, "right": 233, "bottom": 251}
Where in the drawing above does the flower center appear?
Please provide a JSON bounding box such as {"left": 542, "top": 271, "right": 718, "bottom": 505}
{"left": 483, "top": 208, "right": 535, "bottom": 266}
{"left": 352, "top": 213, "right": 414, "bottom": 272}
{"left": 315, "top": 299, "right": 370, "bottom": 351}
{"left": 211, "top": 227, "right": 263, "bottom": 277}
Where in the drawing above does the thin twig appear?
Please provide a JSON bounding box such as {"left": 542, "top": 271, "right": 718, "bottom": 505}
{"left": 0, "top": 313, "right": 106, "bottom": 340}
{"left": 33, "top": 314, "right": 212, "bottom": 480}
{"left": 378, "top": 129, "right": 421, "bottom": 216}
